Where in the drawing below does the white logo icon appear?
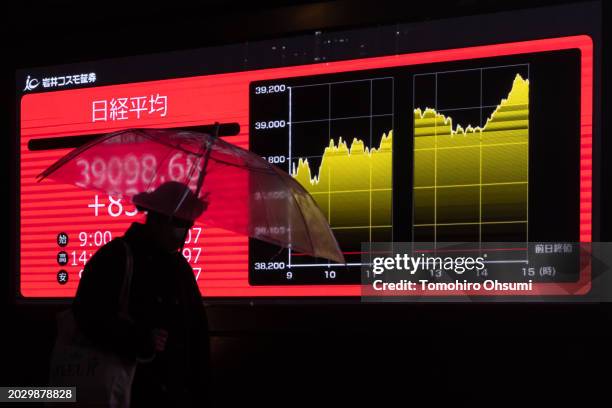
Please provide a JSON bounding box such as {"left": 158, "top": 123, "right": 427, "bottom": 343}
{"left": 23, "top": 75, "right": 40, "bottom": 91}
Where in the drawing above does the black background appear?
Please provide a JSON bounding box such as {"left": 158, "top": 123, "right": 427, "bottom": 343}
{"left": 2, "top": 0, "right": 610, "bottom": 406}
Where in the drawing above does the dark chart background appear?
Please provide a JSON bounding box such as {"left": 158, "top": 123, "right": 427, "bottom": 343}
{"left": 249, "top": 48, "right": 581, "bottom": 285}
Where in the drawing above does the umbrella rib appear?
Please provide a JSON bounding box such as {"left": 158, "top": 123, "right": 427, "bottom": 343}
{"left": 145, "top": 132, "right": 275, "bottom": 173}
{"left": 140, "top": 130, "right": 203, "bottom": 156}
{"left": 210, "top": 158, "right": 275, "bottom": 174}
{"left": 250, "top": 170, "right": 275, "bottom": 248}
{"left": 37, "top": 129, "right": 205, "bottom": 182}
{"left": 269, "top": 166, "right": 316, "bottom": 258}
{"left": 270, "top": 164, "right": 344, "bottom": 263}
{"left": 36, "top": 131, "right": 125, "bottom": 180}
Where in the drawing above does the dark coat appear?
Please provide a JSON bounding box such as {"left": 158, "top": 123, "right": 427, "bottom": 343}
{"left": 72, "top": 222, "right": 211, "bottom": 407}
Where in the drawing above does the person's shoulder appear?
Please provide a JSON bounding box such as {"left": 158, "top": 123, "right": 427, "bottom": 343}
{"left": 173, "top": 253, "right": 203, "bottom": 297}
{"left": 173, "top": 251, "right": 198, "bottom": 278}
{"left": 96, "top": 237, "right": 128, "bottom": 254}
{"left": 174, "top": 251, "right": 192, "bottom": 270}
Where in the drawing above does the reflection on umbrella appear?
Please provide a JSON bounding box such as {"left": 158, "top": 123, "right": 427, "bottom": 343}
{"left": 36, "top": 125, "right": 345, "bottom": 264}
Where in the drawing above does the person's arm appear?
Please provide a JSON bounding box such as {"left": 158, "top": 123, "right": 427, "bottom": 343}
{"left": 72, "top": 239, "right": 155, "bottom": 360}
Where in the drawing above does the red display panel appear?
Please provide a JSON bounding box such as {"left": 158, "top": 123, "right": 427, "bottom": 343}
{"left": 19, "top": 35, "right": 593, "bottom": 298}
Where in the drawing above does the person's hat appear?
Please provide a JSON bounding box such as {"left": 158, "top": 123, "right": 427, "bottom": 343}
{"left": 132, "top": 181, "right": 207, "bottom": 222}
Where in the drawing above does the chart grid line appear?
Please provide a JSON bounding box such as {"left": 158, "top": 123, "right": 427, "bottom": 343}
{"left": 413, "top": 64, "right": 530, "bottom": 250}
{"left": 288, "top": 76, "right": 394, "bottom": 269}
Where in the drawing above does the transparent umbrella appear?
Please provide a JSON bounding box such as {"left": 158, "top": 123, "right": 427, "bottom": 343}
{"left": 36, "top": 126, "right": 345, "bottom": 263}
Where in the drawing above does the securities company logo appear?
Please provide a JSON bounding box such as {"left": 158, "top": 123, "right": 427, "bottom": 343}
{"left": 23, "top": 72, "right": 97, "bottom": 92}
{"left": 23, "top": 75, "right": 39, "bottom": 91}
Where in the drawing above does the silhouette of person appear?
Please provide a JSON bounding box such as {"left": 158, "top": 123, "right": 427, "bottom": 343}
{"left": 72, "top": 182, "right": 211, "bottom": 407}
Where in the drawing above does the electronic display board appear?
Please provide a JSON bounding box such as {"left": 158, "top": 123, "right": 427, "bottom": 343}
{"left": 16, "top": 4, "right": 601, "bottom": 300}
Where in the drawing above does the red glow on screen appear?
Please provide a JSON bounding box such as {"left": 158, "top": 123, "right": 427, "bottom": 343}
{"left": 20, "top": 35, "right": 593, "bottom": 298}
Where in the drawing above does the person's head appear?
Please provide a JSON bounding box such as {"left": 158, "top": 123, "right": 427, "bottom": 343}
{"left": 132, "top": 181, "right": 208, "bottom": 252}
{"left": 145, "top": 210, "right": 194, "bottom": 252}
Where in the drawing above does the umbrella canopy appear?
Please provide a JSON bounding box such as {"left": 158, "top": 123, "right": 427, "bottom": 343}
{"left": 36, "top": 127, "right": 345, "bottom": 264}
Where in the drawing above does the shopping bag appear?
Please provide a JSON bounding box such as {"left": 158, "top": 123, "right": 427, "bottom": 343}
{"left": 48, "top": 238, "right": 137, "bottom": 408}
